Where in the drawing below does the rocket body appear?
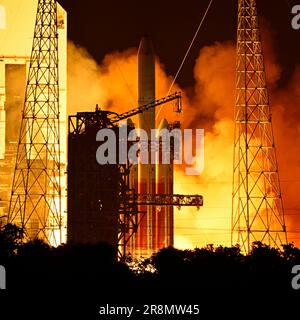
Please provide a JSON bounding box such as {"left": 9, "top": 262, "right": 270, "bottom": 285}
{"left": 137, "top": 35, "right": 156, "bottom": 256}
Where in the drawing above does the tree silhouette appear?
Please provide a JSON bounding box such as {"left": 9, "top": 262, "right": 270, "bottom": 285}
{"left": 0, "top": 223, "right": 23, "bottom": 260}
{"left": 0, "top": 223, "right": 299, "bottom": 296}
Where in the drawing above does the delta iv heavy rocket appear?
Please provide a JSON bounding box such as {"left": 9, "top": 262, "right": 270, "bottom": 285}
{"left": 134, "top": 35, "right": 174, "bottom": 256}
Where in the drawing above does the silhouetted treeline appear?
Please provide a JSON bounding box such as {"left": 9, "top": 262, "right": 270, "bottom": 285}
{"left": 1, "top": 223, "right": 300, "bottom": 295}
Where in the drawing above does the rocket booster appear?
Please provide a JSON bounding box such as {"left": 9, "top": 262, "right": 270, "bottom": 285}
{"left": 156, "top": 118, "right": 174, "bottom": 249}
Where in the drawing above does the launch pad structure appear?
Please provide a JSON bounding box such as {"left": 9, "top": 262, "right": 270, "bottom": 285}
{"left": 66, "top": 35, "right": 204, "bottom": 258}
{"left": 67, "top": 94, "right": 203, "bottom": 258}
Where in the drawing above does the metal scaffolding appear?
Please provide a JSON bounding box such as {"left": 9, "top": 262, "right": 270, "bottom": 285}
{"left": 68, "top": 109, "right": 134, "bottom": 257}
{"left": 232, "top": 0, "right": 287, "bottom": 252}
{"left": 68, "top": 93, "right": 203, "bottom": 259}
{"left": 118, "top": 190, "right": 203, "bottom": 258}
{"left": 8, "top": 0, "right": 62, "bottom": 245}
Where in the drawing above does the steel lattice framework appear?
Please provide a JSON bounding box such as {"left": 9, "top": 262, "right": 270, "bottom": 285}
{"left": 231, "top": 0, "right": 287, "bottom": 252}
{"left": 119, "top": 191, "right": 203, "bottom": 258}
{"left": 8, "top": 0, "right": 62, "bottom": 245}
{"left": 68, "top": 96, "right": 203, "bottom": 259}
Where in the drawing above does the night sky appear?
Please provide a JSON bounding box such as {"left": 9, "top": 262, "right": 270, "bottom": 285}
{"left": 59, "top": 0, "right": 300, "bottom": 88}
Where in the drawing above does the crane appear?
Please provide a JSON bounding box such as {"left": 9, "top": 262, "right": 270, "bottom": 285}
{"left": 111, "top": 91, "right": 182, "bottom": 123}
{"left": 68, "top": 92, "right": 182, "bottom": 135}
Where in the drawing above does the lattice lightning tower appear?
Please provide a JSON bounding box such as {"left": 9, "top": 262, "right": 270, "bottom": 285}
{"left": 8, "top": 0, "right": 62, "bottom": 245}
{"left": 232, "top": 0, "right": 287, "bottom": 252}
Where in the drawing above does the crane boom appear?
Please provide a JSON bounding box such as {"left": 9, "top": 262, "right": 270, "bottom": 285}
{"left": 111, "top": 91, "right": 182, "bottom": 123}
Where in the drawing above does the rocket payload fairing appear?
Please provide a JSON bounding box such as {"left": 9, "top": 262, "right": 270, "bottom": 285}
{"left": 138, "top": 35, "right": 155, "bottom": 135}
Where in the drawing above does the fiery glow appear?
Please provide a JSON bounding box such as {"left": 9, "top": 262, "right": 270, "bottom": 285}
{"left": 68, "top": 32, "right": 300, "bottom": 248}
{"left": 0, "top": 1, "right": 298, "bottom": 250}
{"left": 0, "top": 5, "right": 5, "bottom": 29}
{"left": 174, "top": 120, "right": 233, "bottom": 248}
